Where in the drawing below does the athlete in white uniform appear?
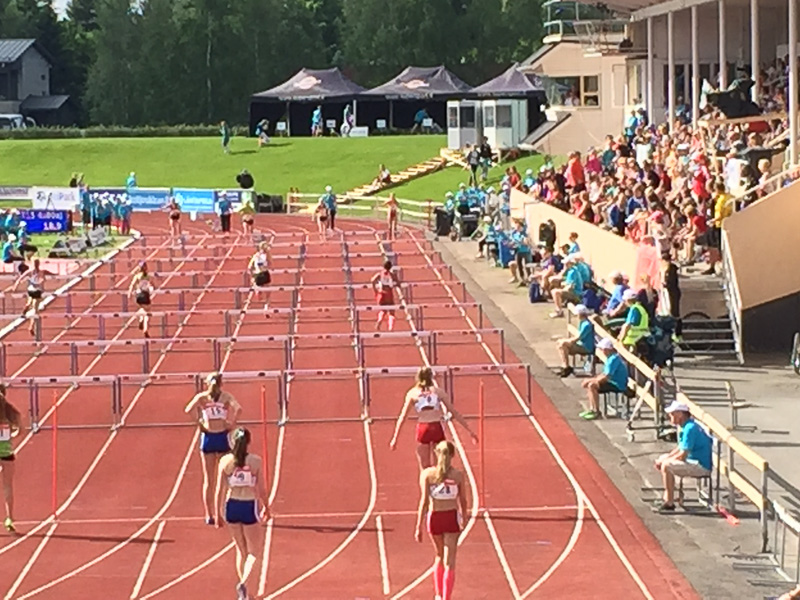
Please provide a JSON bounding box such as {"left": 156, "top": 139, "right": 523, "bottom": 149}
{"left": 13, "top": 259, "right": 51, "bottom": 335}
{"left": 415, "top": 440, "right": 468, "bottom": 600}
{"left": 215, "top": 427, "right": 270, "bottom": 600}
{"left": 247, "top": 241, "right": 272, "bottom": 310}
{"left": 390, "top": 367, "right": 477, "bottom": 469}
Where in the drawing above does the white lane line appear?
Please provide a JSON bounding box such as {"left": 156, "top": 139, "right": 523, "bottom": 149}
{"left": 138, "top": 543, "right": 235, "bottom": 600}
{"left": 3, "top": 522, "right": 59, "bottom": 599}
{"left": 10, "top": 241, "right": 241, "bottom": 600}
{"left": 410, "top": 231, "right": 654, "bottom": 600}
{"left": 376, "top": 515, "right": 391, "bottom": 596}
{"left": 130, "top": 520, "right": 167, "bottom": 599}
{"left": 483, "top": 510, "right": 521, "bottom": 598}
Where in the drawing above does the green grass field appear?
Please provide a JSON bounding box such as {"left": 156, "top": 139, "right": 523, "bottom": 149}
{"left": 0, "top": 135, "right": 446, "bottom": 194}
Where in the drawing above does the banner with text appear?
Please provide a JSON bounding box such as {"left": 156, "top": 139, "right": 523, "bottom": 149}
{"left": 0, "top": 186, "right": 29, "bottom": 200}
{"left": 174, "top": 188, "right": 216, "bottom": 213}
{"left": 30, "top": 187, "right": 79, "bottom": 211}
{"left": 18, "top": 209, "right": 72, "bottom": 233}
{"left": 89, "top": 188, "right": 128, "bottom": 203}
{"left": 129, "top": 188, "right": 171, "bottom": 211}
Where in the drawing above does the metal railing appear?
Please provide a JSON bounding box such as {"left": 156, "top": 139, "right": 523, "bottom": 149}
{"left": 720, "top": 229, "right": 744, "bottom": 364}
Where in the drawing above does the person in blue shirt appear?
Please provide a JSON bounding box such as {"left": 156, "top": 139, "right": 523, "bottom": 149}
{"left": 567, "top": 232, "right": 580, "bottom": 254}
{"left": 556, "top": 304, "right": 596, "bottom": 377}
{"left": 126, "top": 172, "right": 137, "bottom": 191}
{"left": 443, "top": 192, "right": 456, "bottom": 213}
{"left": 81, "top": 188, "right": 94, "bottom": 228}
{"left": 4, "top": 210, "right": 20, "bottom": 235}
{"left": 311, "top": 106, "right": 323, "bottom": 137}
{"left": 217, "top": 192, "right": 233, "bottom": 233}
{"left": 321, "top": 186, "right": 337, "bottom": 231}
{"left": 16, "top": 222, "right": 37, "bottom": 260}
{"left": 411, "top": 108, "right": 429, "bottom": 133}
{"left": 509, "top": 220, "right": 532, "bottom": 286}
{"left": 2, "top": 235, "right": 26, "bottom": 273}
{"left": 550, "top": 256, "right": 584, "bottom": 318}
{"left": 603, "top": 272, "right": 628, "bottom": 316}
{"left": 654, "top": 401, "right": 713, "bottom": 511}
{"left": 580, "top": 338, "right": 628, "bottom": 420}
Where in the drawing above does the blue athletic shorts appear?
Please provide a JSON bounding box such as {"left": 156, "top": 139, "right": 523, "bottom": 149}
{"left": 200, "top": 430, "right": 230, "bottom": 454}
{"left": 226, "top": 499, "right": 259, "bottom": 525}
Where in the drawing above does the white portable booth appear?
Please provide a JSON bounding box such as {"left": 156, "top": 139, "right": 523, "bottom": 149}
{"left": 447, "top": 100, "right": 483, "bottom": 149}
{"left": 482, "top": 99, "right": 528, "bottom": 149}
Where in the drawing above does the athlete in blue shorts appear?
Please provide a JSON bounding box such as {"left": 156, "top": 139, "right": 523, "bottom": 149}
{"left": 184, "top": 372, "right": 241, "bottom": 525}
{"left": 215, "top": 428, "right": 270, "bottom": 600}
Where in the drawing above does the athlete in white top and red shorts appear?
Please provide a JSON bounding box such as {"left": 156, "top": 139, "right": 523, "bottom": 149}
{"left": 371, "top": 260, "right": 400, "bottom": 331}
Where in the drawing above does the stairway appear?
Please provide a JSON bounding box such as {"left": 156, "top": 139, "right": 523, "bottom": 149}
{"left": 344, "top": 156, "right": 447, "bottom": 199}
{"left": 675, "top": 270, "right": 740, "bottom": 361}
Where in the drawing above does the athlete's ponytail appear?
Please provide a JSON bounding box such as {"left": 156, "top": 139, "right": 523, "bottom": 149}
{"left": 206, "top": 372, "right": 222, "bottom": 396}
{"left": 433, "top": 440, "right": 454, "bottom": 483}
{"left": 416, "top": 366, "right": 434, "bottom": 389}
{"left": 231, "top": 427, "right": 250, "bottom": 468}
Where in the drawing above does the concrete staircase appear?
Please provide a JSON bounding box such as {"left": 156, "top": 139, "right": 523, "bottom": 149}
{"left": 676, "top": 269, "right": 740, "bottom": 361}
{"left": 345, "top": 155, "right": 447, "bottom": 198}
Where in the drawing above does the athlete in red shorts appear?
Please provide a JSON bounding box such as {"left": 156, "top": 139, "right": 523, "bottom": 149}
{"left": 370, "top": 260, "right": 400, "bottom": 331}
{"left": 389, "top": 367, "right": 477, "bottom": 470}
{"left": 415, "top": 440, "right": 468, "bottom": 600}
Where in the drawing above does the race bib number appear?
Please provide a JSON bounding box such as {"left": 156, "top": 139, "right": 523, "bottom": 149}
{"left": 229, "top": 468, "right": 256, "bottom": 487}
{"left": 0, "top": 425, "right": 11, "bottom": 442}
{"left": 203, "top": 403, "right": 227, "bottom": 421}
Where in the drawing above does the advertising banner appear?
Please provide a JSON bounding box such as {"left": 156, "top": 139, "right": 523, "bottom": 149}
{"left": 89, "top": 188, "right": 128, "bottom": 203}
{"left": 30, "top": 187, "right": 79, "bottom": 211}
{"left": 128, "top": 188, "right": 171, "bottom": 211}
{"left": 18, "top": 209, "right": 72, "bottom": 233}
{"left": 173, "top": 188, "right": 216, "bottom": 213}
{"left": 0, "top": 186, "right": 29, "bottom": 200}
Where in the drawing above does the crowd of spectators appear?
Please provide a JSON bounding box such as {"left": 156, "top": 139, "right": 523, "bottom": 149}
{"left": 0, "top": 210, "right": 38, "bottom": 273}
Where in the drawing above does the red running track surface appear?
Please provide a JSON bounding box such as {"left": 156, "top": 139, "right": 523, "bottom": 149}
{"left": 0, "top": 213, "right": 699, "bottom": 600}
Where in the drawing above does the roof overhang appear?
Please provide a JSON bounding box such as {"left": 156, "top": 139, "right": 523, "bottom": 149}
{"left": 573, "top": 0, "right": 715, "bottom": 21}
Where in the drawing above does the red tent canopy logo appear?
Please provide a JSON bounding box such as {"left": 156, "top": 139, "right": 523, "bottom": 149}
{"left": 295, "top": 76, "right": 322, "bottom": 90}
{"left": 403, "top": 79, "right": 429, "bottom": 90}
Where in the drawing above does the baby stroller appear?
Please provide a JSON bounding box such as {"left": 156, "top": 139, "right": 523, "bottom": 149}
{"left": 641, "top": 315, "right": 677, "bottom": 369}
{"left": 449, "top": 205, "right": 480, "bottom": 241}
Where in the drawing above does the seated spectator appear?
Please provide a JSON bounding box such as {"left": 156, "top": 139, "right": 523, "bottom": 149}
{"left": 550, "top": 256, "right": 584, "bottom": 318}
{"left": 567, "top": 231, "right": 580, "bottom": 254}
{"left": 580, "top": 338, "right": 628, "bottom": 420}
{"left": 475, "top": 216, "right": 497, "bottom": 260}
{"left": 2, "top": 234, "right": 27, "bottom": 273}
{"left": 603, "top": 272, "right": 629, "bottom": 318}
{"left": 16, "top": 222, "right": 37, "bottom": 260}
{"left": 556, "top": 304, "right": 595, "bottom": 377}
{"left": 775, "top": 584, "right": 800, "bottom": 600}
{"left": 373, "top": 164, "right": 392, "bottom": 186}
{"left": 617, "top": 289, "right": 650, "bottom": 352}
{"left": 654, "top": 401, "right": 713, "bottom": 511}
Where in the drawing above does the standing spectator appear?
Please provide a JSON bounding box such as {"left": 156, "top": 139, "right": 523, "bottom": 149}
{"left": 567, "top": 232, "right": 580, "bottom": 254}
{"left": 660, "top": 253, "right": 682, "bottom": 339}
{"left": 654, "top": 401, "right": 712, "bottom": 511}
{"left": 217, "top": 192, "right": 233, "bottom": 233}
{"left": 556, "top": 304, "right": 595, "bottom": 377}
{"left": 636, "top": 274, "right": 659, "bottom": 322}
{"left": 411, "top": 107, "right": 430, "bottom": 133}
{"left": 580, "top": 338, "right": 628, "bottom": 420}
{"left": 478, "top": 137, "right": 493, "bottom": 182}
{"left": 565, "top": 151, "right": 586, "bottom": 192}
{"left": 311, "top": 106, "right": 323, "bottom": 137}
{"left": 220, "top": 120, "right": 231, "bottom": 154}
{"left": 508, "top": 219, "right": 533, "bottom": 286}
{"left": 119, "top": 199, "right": 133, "bottom": 236}
{"left": 256, "top": 119, "right": 270, "bottom": 148}
{"left": 466, "top": 145, "right": 481, "bottom": 187}
{"left": 126, "top": 171, "right": 137, "bottom": 191}
{"left": 321, "top": 186, "right": 337, "bottom": 231}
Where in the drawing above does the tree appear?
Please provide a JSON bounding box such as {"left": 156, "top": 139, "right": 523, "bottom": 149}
{"left": 67, "top": 0, "right": 99, "bottom": 31}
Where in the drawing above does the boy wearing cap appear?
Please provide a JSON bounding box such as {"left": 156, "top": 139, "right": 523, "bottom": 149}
{"left": 555, "top": 305, "right": 595, "bottom": 377}
{"left": 580, "top": 338, "right": 628, "bottom": 420}
{"left": 618, "top": 289, "right": 650, "bottom": 349}
{"left": 654, "top": 401, "right": 712, "bottom": 511}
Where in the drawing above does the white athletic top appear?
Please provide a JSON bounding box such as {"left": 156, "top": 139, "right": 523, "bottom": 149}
{"left": 378, "top": 273, "right": 394, "bottom": 289}
{"left": 415, "top": 389, "right": 441, "bottom": 413}
{"left": 202, "top": 400, "right": 228, "bottom": 423}
{"left": 137, "top": 278, "right": 152, "bottom": 293}
{"left": 0, "top": 424, "right": 11, "bottom": 442}
{"left": 253, "top": 251, "right": 269, "bottom": 271}
{"left": 429, "top": 479, "right": 459, "bottom": 501}
{"left": 228, "top": 465, "right": 257, "bottom": 488}
{"left": 28, "top": 271, "right": 42, "bottom": 291}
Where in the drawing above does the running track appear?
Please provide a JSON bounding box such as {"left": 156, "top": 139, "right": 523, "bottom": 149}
{"left": 0, "top": 214, "right": 699, "bottom": 599}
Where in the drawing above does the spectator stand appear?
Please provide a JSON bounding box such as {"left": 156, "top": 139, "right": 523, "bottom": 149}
{"left": 565, "top": 303, "right": 773, "bottom": 553}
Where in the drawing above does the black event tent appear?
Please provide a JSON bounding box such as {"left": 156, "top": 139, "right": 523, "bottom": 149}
{"left": 359, "top": 65, "right": 472, "bottom": 130}
{"left": 248, "top": 67, "right": 365, "bottom": 136}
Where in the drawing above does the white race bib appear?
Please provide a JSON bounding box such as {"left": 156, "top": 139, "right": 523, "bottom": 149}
{"left": 430, "top": 479, "right": 458, "bottom": 500}
{"left": 229, "top": 467, "right": 256, "bottom": 488}
{"left": 0, "top": 425, "right": 11, "bottom": 442}
{"left": 202, "top": 402, "right": 227, "bottom": 421}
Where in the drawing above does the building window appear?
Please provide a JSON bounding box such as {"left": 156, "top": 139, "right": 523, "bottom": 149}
{"left": 549, "top": 75, "right": 601, "bottom": 107}
{"left": 496, "top": 105, "right": 512, "bottom": 127}
{"left": 460, "top": 106, "right": 476, "bottom": 128}
{"left": 448, "top": 106, "right": 458, "bottom": 128}
{"left": 483, "top": 105, "right": 495, "bottom": 128}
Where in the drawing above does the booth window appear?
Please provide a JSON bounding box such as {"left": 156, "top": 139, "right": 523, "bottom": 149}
{"left": 448, "top": 106, "right": 459, "bottom": 128}
{"left": 460, "top": 106, "right": 476, "bottom": 128}
{"left": 582, "top": 75, "right": 599, "bottom": 106}
{"left": 550, "top": 75, "right": 600, "bottom": 107}
{"left": 496, "top": 105, "right": 512, "bottom": 128}
{"left": 483, "top": 105, "right": 495, "bottom": 128}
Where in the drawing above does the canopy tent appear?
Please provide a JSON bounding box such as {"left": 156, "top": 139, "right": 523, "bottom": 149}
{"left": 467, "top": 63, "right": 546, "bottom": 99}
{"left": 359, "top": 65, "right": 472, "bottom": 130}
{"left": 248, "top": 67, "right": 366, "bottom": 136}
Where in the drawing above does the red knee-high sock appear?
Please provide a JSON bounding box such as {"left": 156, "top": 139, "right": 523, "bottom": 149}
{"left": 443, "top": 568, "right": 455, "bottom": 600}
{"left": 433, "top": 561, "right": 444, "bottom": 597}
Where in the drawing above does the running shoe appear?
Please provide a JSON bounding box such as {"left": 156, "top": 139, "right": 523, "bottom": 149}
{"left": 205, "top": 516, "right": 215, "bottom": 526}
{"left": 236, "top": 583, "right": 248, "bottom": 600}
{"left": 3, "top": 517, "right": 14, "bottom": 532}
{"left": 580, "top": 410, "right": 599, "bottom": 420}
{"left": 559, "top": 366, "right": 574, "bottom": 378}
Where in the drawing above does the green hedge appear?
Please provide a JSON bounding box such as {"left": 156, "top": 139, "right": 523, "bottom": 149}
{"left": 0, "top": 124, "right": 249, "bottom": 140}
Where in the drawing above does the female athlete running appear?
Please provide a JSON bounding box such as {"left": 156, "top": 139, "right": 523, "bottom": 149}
{"left": 185, "top": 372, "right": 241, "bottom": 524}
{"left": 313, "top": 198, "right": 329, "bottom": 241}
{"left": 370, "top": 260, "right": 400, "bottom": 331}
{"left": 416, "top": 440, "right": 467, "bottom": 600}
{"left": 389, "top": 367, "right": 477, "bottom": 469}
{"left": 0, "top": 384, "right": 21, "bottom": 532}
{"left": 239, "top": 192, "right": 256, "bottom": 236}
{"left": 215, "top": 427, "right": 271, "bottom": 600}
{"left": 167, "top": 197, "right": 181, "bottom": 238}
{"left": 128, "top": 262, "right": 155, "bottom": 338}
{"left": 248, "top": 241, "right": 272, "bottom": 310}
{"left": 384, "top": 193, "right": 400, "bottom": 240}
{"left": 13, "top": 259, "right": 52, "bottom": 335}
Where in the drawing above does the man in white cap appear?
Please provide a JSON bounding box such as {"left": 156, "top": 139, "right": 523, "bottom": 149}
{"left": 654, "top": 401, "right": 712, "bottom": 511}
{"left": 579, "top": 337, "right": 628, "bottom": 420}
{"left": 555, "top": 304, "right": 595, "bottom": 377}
{"left": 321, "top": 186, "right": 337, "bottom": 231}
{"left": 617, "top": 288, "right": 650, "bottom": 350}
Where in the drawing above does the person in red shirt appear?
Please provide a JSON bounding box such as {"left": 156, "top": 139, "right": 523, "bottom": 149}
{"left": 566, "top": 151, "right": 586, "bottom": 192}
